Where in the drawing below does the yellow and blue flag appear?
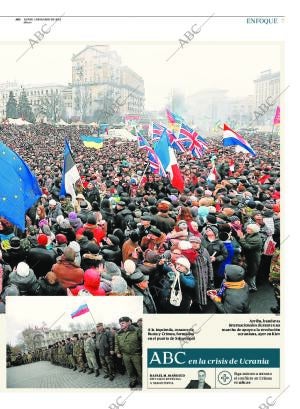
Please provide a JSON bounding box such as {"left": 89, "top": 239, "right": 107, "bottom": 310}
{"left": 80, "top": 135, "right": 103, "bottom": 149}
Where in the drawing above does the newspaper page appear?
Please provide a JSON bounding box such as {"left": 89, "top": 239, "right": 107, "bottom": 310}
{"left": 0, "top": 2, "right": 295, "bottom": 408}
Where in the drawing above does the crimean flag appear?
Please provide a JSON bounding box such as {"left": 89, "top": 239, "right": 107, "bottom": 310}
{"left": 273, "top": 106, "right": 280, "bottom": 125}
{"left": 60, "top": 140, "right": 81, "bottom": 203}
{"left": 80, "top": 135, "right": 103, "bottom": 149}
{"left": 71, "top": 304, "right": 90, "bottom": 319}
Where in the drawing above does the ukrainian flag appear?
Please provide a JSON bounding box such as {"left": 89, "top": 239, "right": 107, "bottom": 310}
{"left": 80, "top": 135, "right": 103, "bottom": 149}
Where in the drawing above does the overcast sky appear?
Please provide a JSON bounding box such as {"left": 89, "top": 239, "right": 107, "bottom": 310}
{"left": 6, "top": 297, "right": 142, "bottom": 345}
{"left": 0, "top": 42, "right": 281, "bottom": 110}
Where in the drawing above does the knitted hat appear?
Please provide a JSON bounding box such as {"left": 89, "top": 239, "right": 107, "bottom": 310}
{"left": 189, "top": 236, "right": 201, "bottom": 244}
{"left": 178, "top": 240, "right": 192, "bottom": 250}
{"left": 149, "top": 227, "right": 162, "bottom": 237}
{"left": 56, "top": 234, "right": 67, "bottom": 244}
{"left": 16, "top": 262, "right": 30, "bottom": 277}
{"left": 37, "top": 234, "right": 48, "bottom": 246}
{"left": 123, "top": 259, "right": 136, "bottom": 275}
{"left": 68, "top": 212, "right": 78, "bottom": 221}
{"left": 111, "top": 276, "right": 128, "bottom": 293}
{"left": 206, "top": 225, "right": 219, "bottom": 237}
{"left": 175, "top": 257, "right": 191, "bottom": 270}
{"left": 49, "top": 199, "right": 56, "bottom": 206}
{"left": 69, "top": 241, "right": 81, "bottom": 253}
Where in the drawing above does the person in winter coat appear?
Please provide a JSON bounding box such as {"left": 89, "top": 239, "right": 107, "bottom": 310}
{"left": 70, "top": 268, "right": 106, "bottom": 296}
{"left": 100, "top": 235, "right": 122, "bottom": 266}
{"left": 202, "top": 225, "right": 228, "bottom": 288}
{"left": 26, "top": 234, "right": 57, "bottom": 278}
{"left": 189, "top": 236, "right": 214, "bottom": 313}
{"left": 100, "top": 199, "right": 115, "bottom": 234}
{"left": 122, "top": 260, "right": 157, "bottom": 313}
{"left": 237, "top": 224, "right": 263, "bottom": 292}
{"left": 35, "top": 271, "right": 67, "bottom": 296}
{"left": 207, "top": 264, "right": 250, "bottom": 313}
{"left": 115, "top": 316, "right": 142, "bottom": 388}
{"left": 76, "top": 216, "right": 105, "bottom": 245}
{"left": 52, "top": 247, "right": 84, "bottom": 290}
{"left": 84, "top": 182, "right": 100, "bottom": 206}
{"left": 0, "top": 283, "right": 19, "bottom": 313}
{"left": 2, "top": 237, "right": 27, "bottom": 268}
{"left": 114, "top": 202, "right": 134, "bottom": 231}
{"left": 9, "top": 262, "right": 39, "bottom": 295}
{"left": 68, "top": 212, "right": 83, "bottom": 232}
{"left": 153, "top": 201, "right": 175, "bottom": 233}
{"left": 47, "top": 200, "right": 63, "bottom": 226}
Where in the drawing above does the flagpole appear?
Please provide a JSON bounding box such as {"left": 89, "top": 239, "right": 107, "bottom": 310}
{"left": 137, "top": 163, "right": 149, "bottom": 190}
{"left": 88, "top": 307, "right": 97, "bottom": 327}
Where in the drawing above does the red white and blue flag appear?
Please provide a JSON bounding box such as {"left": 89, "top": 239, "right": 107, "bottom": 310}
{"left": 137, "top": 133, "right": 166, "bottom": 176}
{"left": 71, "top": 304, "right": 90, "bottom": 319}
{"left": 154, "top": 130, "right": 184, "bottom": 192}
{"left": 178, "top": 123, "right": 207, "bottom": 158}
{"left": 152, "top": 122, "right": 185, "bottom": 152}
{"left": 223, "top": 123, "right": 256, "bottom": 157}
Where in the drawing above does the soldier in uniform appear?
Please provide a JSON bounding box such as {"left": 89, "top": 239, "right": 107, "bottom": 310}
{"left": 115, "top": 317, "right": 142, "bottom": 388}
{"left": 72, "top": 334, "right": 86, "bottom": 372}
{"left": 96, "top": 322, "right": 115, "bottom": 381}
{"left": 83, "top": 332, "right": 99, "bottom": 376}
{"left": 65, "top": 338, "right": 75, "bottom": 369}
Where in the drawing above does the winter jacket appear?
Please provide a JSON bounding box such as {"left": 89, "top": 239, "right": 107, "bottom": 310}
{"left": 76, "top": 224, "right": 105, "bottom": 245}
{"left": 52, "top": 257, "right": 84, "bottom": 289}
{"left": 35, "top": 276, "right": 67, "bottom": 296}
{"left": 153, "top": 213, "right": 176, "bottom": 233}
{"left": 26, "top": 246, "right": 57, "bottom": 278}
{"left": 114, "top": 208, "right": 134, "bottom": 231}
{"left": 211, "top": 265, "right": 250, "bottom": 313}
{"left": 202, "top": 238, "right": 228, "bottom": 277}
{"left": 101, "top": 245, "right": 122, "bottom": 266}
{"left": 9, "top": 270, "right": 39, "bottom": 296}
{"left": 96, "top": 330, "right": 114, "bottom": 356}
{"left": 2, "top": 248, "right": 27, "bottom": 269}
{"left": 115, "top": 325, "right": 142, "bottom": 355}
{"left": 70, "top": 268, "right": 105, "bottom": 296}
{"left": 239, "top": 232, "right": 262, "bottom": 277}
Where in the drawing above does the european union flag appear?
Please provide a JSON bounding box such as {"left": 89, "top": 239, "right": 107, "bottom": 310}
{"left": 0, "top": 141, "right": 41, "bottom": 231}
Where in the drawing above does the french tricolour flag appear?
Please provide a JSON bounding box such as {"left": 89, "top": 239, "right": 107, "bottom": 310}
{"left": 154, "top": 130, "right": 184, "bottom": 192}
{"left": 223, "top": 123, "right": 256, "bottom": 157}
{"left": 71, "top": 304, "right": 90, "bottom": 319}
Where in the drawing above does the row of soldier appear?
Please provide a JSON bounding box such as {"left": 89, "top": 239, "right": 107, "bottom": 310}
{"left": 9, "top": 318, "right": 142, "bottom": 388}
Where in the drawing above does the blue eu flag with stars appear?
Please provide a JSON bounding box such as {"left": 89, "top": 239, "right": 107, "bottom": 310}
{"left": 0, "top": 141, "right": 42, "bottom": 231}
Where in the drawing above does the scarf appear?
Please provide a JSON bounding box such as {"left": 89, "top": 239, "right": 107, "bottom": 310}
{"left": 214, "top": 280, "right": 246, "bottom": 302}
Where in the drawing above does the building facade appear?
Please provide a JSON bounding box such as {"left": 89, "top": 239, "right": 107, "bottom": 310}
{"left": 254, "top": 69, "right": 280, "bottom": 125}
{"left": 71, "top": 44, "right": 145, "bottom": 122}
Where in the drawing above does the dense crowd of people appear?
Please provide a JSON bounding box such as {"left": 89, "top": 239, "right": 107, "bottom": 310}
{"left": 0, "top": 123, "right": 280, "bottom": 314}
{"left": 7, "top": 317, "right": 143, "bottom": 388}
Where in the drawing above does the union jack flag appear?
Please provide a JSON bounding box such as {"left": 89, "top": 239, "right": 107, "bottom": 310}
{"left": 152, "top": 122, "right": 185, "bottom": 152}
{"left": 178, "top": 123, "right": 208, "bottom": 158}
{"left": 137, "top": 133, "right": 166, "bottom": 176}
